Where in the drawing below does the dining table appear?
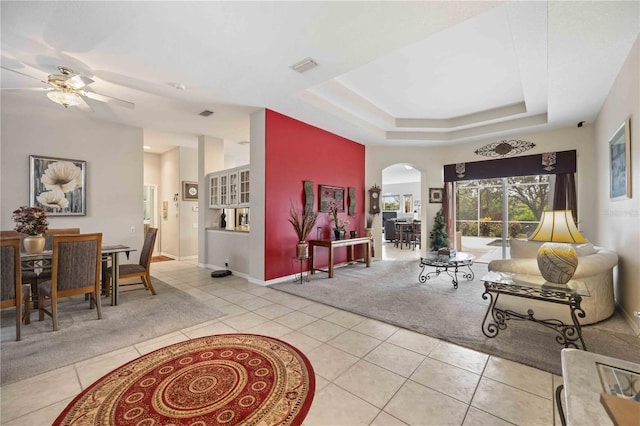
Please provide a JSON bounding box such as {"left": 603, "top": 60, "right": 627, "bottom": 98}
{"left": 20, "top": 244, "right": 136, "bottom": 306}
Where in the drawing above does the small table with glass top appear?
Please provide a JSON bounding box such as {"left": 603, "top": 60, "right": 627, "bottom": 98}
{"left": 418, "top": 251, "right": 475, "bottom": 289}
{"left": 481, "top": 272, "right": 589, "bottom": 350}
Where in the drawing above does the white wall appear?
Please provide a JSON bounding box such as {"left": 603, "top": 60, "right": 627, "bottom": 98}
{"left": 594, "top": 35, "right": 640, "bottom": 332}
{"left": 0, "top": 96, "right": 144, "bottom": 260}
{"left": 179, "top": 146, "right": 198, "bottom": 258}
{"left": 248, "top": 110, "right": 266, "bottom": 283}
{"left": 160, "top": 148, "right": 180, "bottom": 257}
{"left": 144, "top": 152, "right": 161, "bottom": 254}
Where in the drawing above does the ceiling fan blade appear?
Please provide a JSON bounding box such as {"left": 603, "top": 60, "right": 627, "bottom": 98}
{"left": 0, "top": 65, "right": 49, "bottom": 85}
{"left": 83, "top": 91, "right": 134, "bottom": 109}
{"left": 1, "top": 87, "right": 52, "bottom": 92}
{"left": 66, "top": 74, "right": 94, "bottom": 89}
{"left": 76, "top": 96, "right": 94, "bottom": 112}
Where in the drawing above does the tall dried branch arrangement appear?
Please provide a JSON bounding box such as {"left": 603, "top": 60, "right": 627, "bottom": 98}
{"left": 289, "top": 201, "right": 319, "bottom": 241}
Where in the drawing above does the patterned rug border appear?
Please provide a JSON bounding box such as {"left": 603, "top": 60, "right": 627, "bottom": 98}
{"left": 54, "top": 333, "right": 315, "bottom": 426}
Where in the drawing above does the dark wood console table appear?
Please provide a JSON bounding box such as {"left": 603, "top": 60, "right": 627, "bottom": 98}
{"left": 310, "top": 236, "right": 371, "bottom": 278}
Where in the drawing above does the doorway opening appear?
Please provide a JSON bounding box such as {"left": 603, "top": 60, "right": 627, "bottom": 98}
{"left": 381, "top": 163, "right": 422, "bottom": 261}
{"left": 143, "top": 184, "right": 159, "bottom": 255}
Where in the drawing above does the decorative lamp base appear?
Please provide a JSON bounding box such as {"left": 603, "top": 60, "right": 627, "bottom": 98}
{"left": 537, "top": 242, "right": 578, "bottom": 284}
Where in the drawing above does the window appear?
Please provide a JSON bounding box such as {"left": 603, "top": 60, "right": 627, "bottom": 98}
{"left": 382, "top": 195, "right": 400, "bottom": 211}
{"left": 403, "top": 194, "right": 413, "bottom": 213}
{"left": 456, "top": 175, "right": 550, "bottom": 240}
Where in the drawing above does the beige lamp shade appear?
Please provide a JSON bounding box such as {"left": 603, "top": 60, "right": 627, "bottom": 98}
{"left": 528, "top": 210, "right": 587, "bottom": 243}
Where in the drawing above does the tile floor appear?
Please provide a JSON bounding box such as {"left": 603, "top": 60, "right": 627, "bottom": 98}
{"left": 0, "top": 259, "right": 564, "bottom": 426}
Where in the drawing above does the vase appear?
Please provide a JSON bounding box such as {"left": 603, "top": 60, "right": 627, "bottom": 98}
{"left": 334, "top": 229, "right": 345, "bottom": 240}
{"left": 23, "top": 234, "right": 45, "bottom": 254}
{"left": 296, "top": 241, "right": 309, "bottom": 258}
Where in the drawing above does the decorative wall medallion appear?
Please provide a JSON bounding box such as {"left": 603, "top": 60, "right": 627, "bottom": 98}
{"left": 474, "top": 140, "right": 536, "bottom": 158}
{"left": 542, "top": 152, "right": 556, "bottom": 171}
{"left": 455, "top": 163, "right": 466, "bottom": 179}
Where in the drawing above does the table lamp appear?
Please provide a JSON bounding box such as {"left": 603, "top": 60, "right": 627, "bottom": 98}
{"left": 529, "top": 210, "right": 586, "bottom": 284}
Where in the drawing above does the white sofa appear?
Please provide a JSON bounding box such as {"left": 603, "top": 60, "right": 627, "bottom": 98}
{"left": 487, "top": 239, "right": 618, "bottom": 325}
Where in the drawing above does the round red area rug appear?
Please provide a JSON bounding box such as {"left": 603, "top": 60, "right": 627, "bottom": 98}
{"left": 54, "top": 334, "right": 315, "bottom": 425}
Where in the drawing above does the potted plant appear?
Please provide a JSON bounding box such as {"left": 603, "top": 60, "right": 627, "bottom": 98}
{"left": 327, "top": 200, "right": 349, "bottom": 239}
{"left": 12, "top": 206, "right": 49, "bottom": 253}
{"left": 288, "top": 202, "right": 318, "bottom": 258}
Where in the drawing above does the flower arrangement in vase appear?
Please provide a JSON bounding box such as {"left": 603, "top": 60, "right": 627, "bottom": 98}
{"left": 327, "top": 200, "right": 349, "bottom": 239}
{"left": 12, "top": 206, "right": 49, "bottom": 253}
{"left": 288, "top": 202, "right": 318, "bottom": 258}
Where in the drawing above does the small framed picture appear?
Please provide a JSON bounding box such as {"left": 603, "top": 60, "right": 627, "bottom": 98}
{"left": 182, "top": 181, "right": 198, "bottom": 201}
{"left": 609, "top": 118, "right": 631, "bottom": 200}
{"left": 429, "top": 188, "right": 443, "bottom": 203}
{"left": 319, "top": 184, "right": 345, "bottom": 212}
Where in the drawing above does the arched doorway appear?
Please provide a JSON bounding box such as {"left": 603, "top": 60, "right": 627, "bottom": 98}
{"left": 381, "top": 163, "right": 422, "bottom": 260}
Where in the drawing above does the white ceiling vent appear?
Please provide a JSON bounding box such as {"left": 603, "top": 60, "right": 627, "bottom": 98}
{"left": 199, "top": 110, "right": 214, "bottom": 117}
{"left": 289, "top": 57, "right": 318, "bottom": 73}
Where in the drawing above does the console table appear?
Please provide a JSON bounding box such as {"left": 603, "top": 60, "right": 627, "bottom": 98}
{"left": 481, "top": 272, "right": 589, "bottom": 350}
{"left": 418, "top": 252, "right": 475, "bottom": 289}
{"left": 310, "top": 236, "right": 371, "bottom": 278}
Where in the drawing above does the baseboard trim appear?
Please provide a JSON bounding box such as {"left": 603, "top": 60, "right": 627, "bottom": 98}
{"left": 619, "top": 303, "right": 640, "bottom": 336}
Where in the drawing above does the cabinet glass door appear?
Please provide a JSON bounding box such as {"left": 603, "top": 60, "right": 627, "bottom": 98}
{"left": 228, "top": 171, "right": 238, "bottom": 206}
{"left": 209, "top": 175, "right": 220, "bottom": 207}
{"left": 220, "top": 174, "right": 228, "bottom": 206}
{"left": 240, "top": 169, "right": 250, "bottom": 205}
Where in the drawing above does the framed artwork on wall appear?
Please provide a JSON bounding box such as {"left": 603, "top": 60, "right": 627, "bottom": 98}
{"left": 182, "top": 181, "right": 199, "bottom": 201}
{"left": 429, "top": 187, "right": 443, "bottom": 203}
{"left": 29, "top": 155, "right": 86, "bottom": 216}
{"left": 319, "top": 184, "right": 345, "bottom": 212}
{"left": 609, "top": 118, "right": 631, "bottom": 200}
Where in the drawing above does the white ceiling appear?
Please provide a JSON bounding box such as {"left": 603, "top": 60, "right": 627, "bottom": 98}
{"left": 1, "top": 1, "right": 639, "bottom": 154}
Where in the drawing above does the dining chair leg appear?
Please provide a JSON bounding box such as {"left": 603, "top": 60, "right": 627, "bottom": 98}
{"left": 22, "top": 285, "right": 31, "bottom": 325}
{"left": 51, "top": 298, "right": 58, "bottom": 331}
{"left": 143, "top": 274, "right": 156, "bottom": 295}
{"left": 38, "top": 293, "right": 45, "bottom": 322}
{"left": 94, "top": 292, "right": 102, "bottom": 320}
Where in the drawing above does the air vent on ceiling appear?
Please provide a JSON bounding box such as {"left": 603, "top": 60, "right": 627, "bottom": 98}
{"left": 199, "top": 110, "right": 214, "bottom": 117}
{"left": 289, "top": 57, "right": 318, "bottom": 73}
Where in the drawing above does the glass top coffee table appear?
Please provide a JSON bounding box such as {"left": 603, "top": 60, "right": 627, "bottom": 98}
{"left": 418, "top": 251, "right": 475, "bottom": 289}
{"left": 481, "top": 272, "right": 590, "bottom": 350}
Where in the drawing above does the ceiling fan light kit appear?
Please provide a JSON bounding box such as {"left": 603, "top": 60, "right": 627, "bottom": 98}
{"left": 46, "top": 90, "right": 82, "bottom": 108}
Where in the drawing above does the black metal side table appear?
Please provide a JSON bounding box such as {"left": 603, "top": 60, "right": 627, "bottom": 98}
{"left": 481, "top": 272, "right": 589, "bottom": 350}
{"left": 291, "top": 256, "right": 310, "bottom": 284}
{"left": 418, "top": 252, "right": 475, "bottom": 289}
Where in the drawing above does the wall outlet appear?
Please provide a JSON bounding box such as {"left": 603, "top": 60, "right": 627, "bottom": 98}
{"left": 130, "top": 227, "right": 135, "bottom": 233}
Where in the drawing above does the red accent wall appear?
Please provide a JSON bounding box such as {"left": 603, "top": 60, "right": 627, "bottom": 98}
{"left": 265, "top": 110, "right": 366, "bottom": 280}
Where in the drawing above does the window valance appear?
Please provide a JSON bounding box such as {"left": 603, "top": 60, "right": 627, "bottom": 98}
{"left": 444, "top": 150, "right": 576, "bottom": 182}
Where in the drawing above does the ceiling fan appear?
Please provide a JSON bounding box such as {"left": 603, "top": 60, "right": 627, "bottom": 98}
{"left": 0, "top": 65, "right": 135, "bottom": 110}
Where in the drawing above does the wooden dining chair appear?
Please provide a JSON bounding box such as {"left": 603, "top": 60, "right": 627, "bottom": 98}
{"left": 37, "top": 233, "right": 103, "bottom": 331}
{"left": 107, "top": 228, "right": 158, "bottom": 296}
{"left": 1, "top": 236, "right": 30, "bottom": 340}
{"left": 44, "top": 228, "right": 81, "bottom": 251}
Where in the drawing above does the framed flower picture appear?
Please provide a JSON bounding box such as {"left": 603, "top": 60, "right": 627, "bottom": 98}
{"left": 29, "top": 155, "right": 86, "bottom": 216}
{"left": 609, "top": 118, "right": 631, "bottom": 200}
